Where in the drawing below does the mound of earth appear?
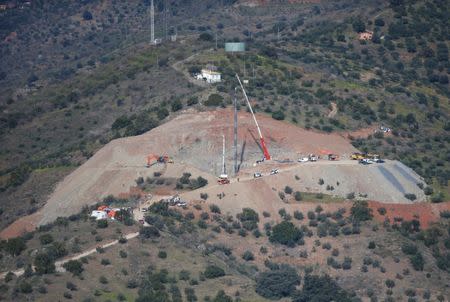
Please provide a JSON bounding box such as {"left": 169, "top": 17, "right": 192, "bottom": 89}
{"left": 0, "top": 108, "right": 429, "bottom": 238}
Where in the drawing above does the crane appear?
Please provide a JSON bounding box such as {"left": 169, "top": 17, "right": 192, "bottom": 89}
{"left": 236, "top": 73, "right": 271, "bottom": 161}
{"left": 218, "top": 134, "right": 230, "bottom": 185}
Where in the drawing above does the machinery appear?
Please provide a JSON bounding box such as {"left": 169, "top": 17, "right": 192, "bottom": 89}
{"left": 146, "top": 154, "right": 173, "bottom": 167}
{"left": 236, "top": 74, "right": 271, "bottom": 161}
{"left": 328, "top": 154, "right": 339, "bottom": 161}
{"left": 351, "top": 153, "right": 366, "bottom": 160}
{"left": 218, "top": 134, "right": 230, "bottom": 185}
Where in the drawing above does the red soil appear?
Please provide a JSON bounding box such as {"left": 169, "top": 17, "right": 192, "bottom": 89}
{"left": 369, "top": 201, "right": 450, "bottom": 228}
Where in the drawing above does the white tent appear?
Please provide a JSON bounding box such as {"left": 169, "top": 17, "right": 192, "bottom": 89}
{"left": 90, "top": 210, "right": 107, "bottom": 220}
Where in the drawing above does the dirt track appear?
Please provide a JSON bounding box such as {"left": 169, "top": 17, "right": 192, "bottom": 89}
{"left": 0, "top": 108, "right": 432, "bottom": 238}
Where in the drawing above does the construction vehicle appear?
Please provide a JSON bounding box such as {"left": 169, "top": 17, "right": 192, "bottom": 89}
{"left": 218, "top": 134, "right": 231, "bottom": 185}
{"left": 351, "top": 153, "right": 366, "bottom": 160}
{"left": 146, "top": 154, "right": 173, "bottom": 167}
{"left": 328, "top": 154, "right": 339, "bottom": 161}
{"left": 236, "top": 73, "right": 271, "bottom": 161}
{"left": 308, "top": 154, "right": 318, "bottom": 162}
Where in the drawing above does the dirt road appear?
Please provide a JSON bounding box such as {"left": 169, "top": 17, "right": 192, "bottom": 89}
{"left": 0, "top": 232, "right": 139, "bottom": 279}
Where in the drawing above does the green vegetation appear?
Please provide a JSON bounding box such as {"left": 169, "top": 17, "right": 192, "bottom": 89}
{"left": 256, "top": 266, "right": 300, "bottom": 299}
{"left": 269, "top": 221, "right": 303, "bottom": 247}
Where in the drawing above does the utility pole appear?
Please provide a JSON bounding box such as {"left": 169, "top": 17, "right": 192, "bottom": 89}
{"left": 233, "top": 87, "right": 238, "bottom": 175}
{"left": 221, "top": 134, "right": 227, "bottom": 177}
{"left": 150, "top": 0, "right": 155, "bottom": 43}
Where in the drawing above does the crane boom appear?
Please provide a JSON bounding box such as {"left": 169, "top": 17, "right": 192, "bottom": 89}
{"left": 236, "top": 74, "right": 271, "bottom": 160}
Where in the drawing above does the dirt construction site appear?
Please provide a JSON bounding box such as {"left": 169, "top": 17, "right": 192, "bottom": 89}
{"left": 0, "top": 108, "right": 437, "bottom": 238}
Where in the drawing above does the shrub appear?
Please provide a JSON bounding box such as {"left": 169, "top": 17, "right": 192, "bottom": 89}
{"left": 242, "top": 250, "right": 255, "bottom": 261}
{"left": 410, "top": 252, "right": 424, "bottom": 271}
{"left": 404, "top": 193, "right": 417, "bottom": 201}
{"left": 284, "top": 186, "right": 293, "bottom": 194}
{"left": 294, "top": 211, "right": 304, "bottom": 220}
{"left": 292, "top": 274, "right": 353, "bottom": 301}
{"left": 34, "top": 253, "right": 55, "bottom": 275}
{"left": 271, "top": 111, "right": 285, "bottom": 120}
{"left": 346, "top": 192, "right": 355, "bottom": 199}
{"left": 351, "top": 201, "right": 373, "bottom": 221}
{"left": 63, "top": 260, "right": 83, "bottom": 276}
{"left": 385, "top": 279, "right": 395, "bottom": 288}
{"left": 401, "top": 243, "right": 418, "bottom": 255}
{"left": 212, "top": 290, "right": 233, "bottom": 302}
{"left": 39, "top": 234, "right": 54, "bottom": 245}
{"left": 269, "top": 221, "right": 303, "bottom": 247}
{"left": 4, "top": 237, "right": 26, "bottom": 256}
{"left": 204, "top": 265, "right": 225, "bottom": 279}
{"left": 197, "top": 220, "right": 207, "bottom": 229}
{"left": 342, "top": 257, "right": 352, "bottom": 270}
{"left": 205, "top": 94, "right": 223, "bottom": 107}
{"left": 101, "top": 258, "right": 111, "bottom": 266}
{"left": 97, "top": 219, "right": 108, "bottom": 228}
{"left": 19, "top": 281, "right": 33, "bottom": 293}
{"left": 209, "top": 204, "right": 221, "bottom": 214}
{"left": 378, "top": 207, "right": 387, "bottom": 215}
{"left": 200, "top": 193, "right": 209, "bottom": 200}
{"left": 66, "top": 281, "right": 77, "bottom": 291}
{"left": 119, "top": 250, "right": 128, "bottom": 258}
{"left": 139, "top": 226, "right": 160, "bottom": 239}
{"left": 256, "top": 266, "right": 300, "bottom": 299}
{"left": 95, "top": 276, "right": 107, "bottom": 286}
{"left": 368, "top": 241, "right": 376, "bottom": 249}
{"left": 307, "top": 211, "right": 316, "bottom": 220}
{"left": 294, "top": 191, "right": 302, "bottom": 201}
{"left": 237, "top": 208, "right": 259, "bottom": 231}
{"left": 262, "top": 211, "right": 270, "bottom": 217}
{"left": 179, "top": 270, "right": 190, "bottom": 281}
{"left": 158, "top": 251, "right": 167, "bottom": 259}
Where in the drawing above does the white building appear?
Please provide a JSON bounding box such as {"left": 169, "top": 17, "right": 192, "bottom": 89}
{"left": 90, "top": 210, "right": 107, "bottom": 220}
{"left": 196, "top": 68, "right": 221, "bottom": 83}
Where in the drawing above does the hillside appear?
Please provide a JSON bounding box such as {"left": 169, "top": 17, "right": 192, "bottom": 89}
{"left": 0, "top": 1, "right": 449, "bottom": 301}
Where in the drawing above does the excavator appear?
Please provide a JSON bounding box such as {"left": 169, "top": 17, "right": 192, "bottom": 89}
{"left": 146, "top": 154, "right": 173, "bottom": 168}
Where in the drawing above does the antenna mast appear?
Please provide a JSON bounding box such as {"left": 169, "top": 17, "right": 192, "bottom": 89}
{"left": 150, "top": 0, "right": 155, "bottom": 43}
{"left": 233, "top": 87, "right": 238, "bottom": 175}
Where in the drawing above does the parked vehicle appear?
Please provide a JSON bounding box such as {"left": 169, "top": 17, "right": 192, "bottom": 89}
{"left": 298, "top": 157, "right": 309, "bottom": 162}
{"left": 254, "top": 172, "right": 262, "bottom": 178}
{"left": 270, "top": 169, "right": 279, "bottom": 175}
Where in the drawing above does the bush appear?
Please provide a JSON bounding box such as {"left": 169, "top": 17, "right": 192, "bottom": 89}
{"left": 294, "top": 211, "right": 304, "bottom": 220}
{"left": 256, "top": 266, "right": 300, "bottom": 299}
{"left": 19, "top": 281, "right": 33, "bottom": 293}
{"left": 294, "top": 191, "right": 302, "bottom": 201}
{"left": 410, "top": 252, "right": 424, "bottom": 271}
{"left": 271, "top": 110, "right": 285, "bottom": 120}
{"left": 242, "top": 250, "right": 255, "bottom": 261}
{"left": 63, "top": 260, "right": 83, "bottom": 276}
{"left": 39, "top": 234, "right": 54, "bottom": 245}
{"left": 139, "top": 226, "right": 160, "bottom": 239}
{"left": 401, "top": 243, "right": 418, "bottom": 255}
{"left": 4, "top": 237, "right": 26, "bottom": 256}
{"left": 205, "top": 94, "right": 224, "bottom": 107}
{"left": 158, "top": 251, "right": 167, "bottom": 259}
{"left": 66, "top": 281, "right": 77, "bottom": 291}
{"left": 119, "top": 250, "right": 128, "bottom": 258}
{"left": 404, "top": 193, "right": 417, "bottom": 201}
{"left": 97, "top": 219, "right": 108, "bottom": 228}
{"left": 368, "top": 241, "right": 376, "bottom": 249}
{"left": 179, "top": 270, "right": 190, "bottom": 281}
{"left": 293, "top": 274, "right": 353, "bottom": 301}
{"left": 377, "top": 207, "right": 387, "bottom": 215}
{"left": 269, "top": 221, "right": 303, "bottom": 247}
{"left": 204, "top": 265, "right": 225, "bottom": 279}
{"left": 212, "top": 290, "right": 233, "bottom": 302}
{"left": 284, "top": 186, "right": 293, "bottom": 194}
{"left": 342, "top": 257, "right": 352, "bottom": 270}
{"left": 385, "top": 279, "right": 395, "bottom": 288}
{"left": 350, "top": 201, "right": 373, "bottom": 221}
{"left": 210, "top": 204, "right": 221, "bottom": 214}
{"left": 34, "top": 253, "right": 55, "bottom": 275}
{"left": 99, "top": 276, "right": 108, "bottom": 284}
{"left": 101, "top": 258, "right": 111, "bottom": 266}
{"left": 237, "top": 208, "right": 259, "bottom": 231}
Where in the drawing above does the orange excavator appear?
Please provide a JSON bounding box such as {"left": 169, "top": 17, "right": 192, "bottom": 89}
{"left": 146, "top": 154, "right": 173, "bottom": 167}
